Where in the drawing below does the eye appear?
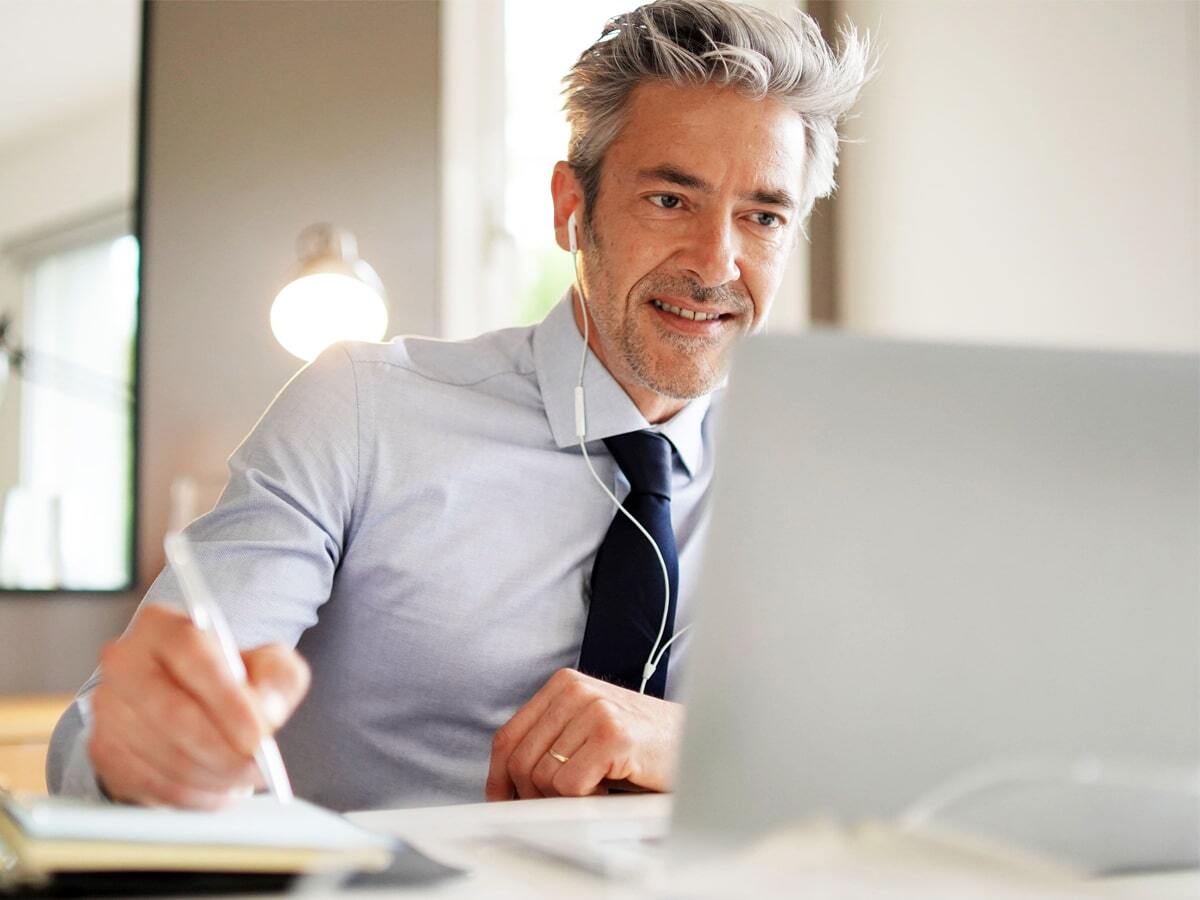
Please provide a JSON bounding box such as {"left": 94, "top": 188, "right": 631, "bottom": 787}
{"left": 648, "top": 194, "right": 682, "bottom": 210}
{"left": 750, "top": 211, "right": 782, "bottom": 229}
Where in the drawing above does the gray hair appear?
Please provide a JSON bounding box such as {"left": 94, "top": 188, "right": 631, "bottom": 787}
{"left": 562, "top": 0, "right": 874, "bottom": 227}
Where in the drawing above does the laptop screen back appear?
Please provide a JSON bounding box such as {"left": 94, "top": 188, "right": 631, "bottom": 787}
{"left": 672, "top": 335, "right": 1199, "bottom": 870}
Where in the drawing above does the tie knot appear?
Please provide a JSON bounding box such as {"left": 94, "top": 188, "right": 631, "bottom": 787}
{"left": 603, "top": 430, "right": 673, "bottom": 499}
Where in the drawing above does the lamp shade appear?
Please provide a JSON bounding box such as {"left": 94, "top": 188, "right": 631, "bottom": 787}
{"left": 270, "top": 224, "right": 387, "bottom": 362}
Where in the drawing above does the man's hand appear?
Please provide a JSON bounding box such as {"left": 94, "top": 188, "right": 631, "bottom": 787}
{"left": 89, "top": 603, "right": 310, "bottom": 809}
{"left": 485, "top": 668, "right": 683, "bottom": 801}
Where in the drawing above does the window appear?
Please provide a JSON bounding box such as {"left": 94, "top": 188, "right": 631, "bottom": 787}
{"left": 503, "top": 1, "right": 631, "bottom": 326}
{"left": 0, "top": 229, "right": 138, "bottom": 590}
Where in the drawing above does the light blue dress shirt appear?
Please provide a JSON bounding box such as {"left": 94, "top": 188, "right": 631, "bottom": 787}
{"left": 48, "top": 293, "right": 717, "bottom": 811}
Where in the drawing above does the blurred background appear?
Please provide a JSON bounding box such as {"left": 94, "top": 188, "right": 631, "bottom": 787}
{"left": 0, "top": 0, "right": 1195, "bottom": 791}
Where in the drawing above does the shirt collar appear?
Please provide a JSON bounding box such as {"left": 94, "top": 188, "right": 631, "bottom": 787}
{"left": 532, "top": 290, "right": 712, "bottom": 478}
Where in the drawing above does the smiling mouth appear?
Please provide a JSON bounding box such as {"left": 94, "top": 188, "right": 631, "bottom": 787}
{"left": 650, "top": 298, "right": 728, "bottom": 322}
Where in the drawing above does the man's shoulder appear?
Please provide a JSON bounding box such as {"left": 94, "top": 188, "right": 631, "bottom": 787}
{"left": 338, "top": 323, "right": 538, "bottom": 390}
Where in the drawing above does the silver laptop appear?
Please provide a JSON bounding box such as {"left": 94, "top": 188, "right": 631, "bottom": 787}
{"left": 511, "top": 334, "right": 1198, "bottom": 876}
{"left": 670, "top": 334, "right": 1199, "bottom": 874}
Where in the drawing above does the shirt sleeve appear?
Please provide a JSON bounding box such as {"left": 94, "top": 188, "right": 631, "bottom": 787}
{"left": 46, "top": 344, "right": 361, "bottom": 797}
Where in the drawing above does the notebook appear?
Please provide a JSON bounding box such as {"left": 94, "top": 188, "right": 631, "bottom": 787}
{"left": 0, "top": 789, "right": 459, "bottom": 894}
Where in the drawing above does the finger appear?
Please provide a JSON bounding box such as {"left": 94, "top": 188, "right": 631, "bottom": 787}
{"left": 527, "top": 706, "right": 596, "bottom": 797}
{"left": 546, "top": 711, "right": 611, "bottom": 797}
{"left": 110, "top": 729, "right": 243, "bottom": 810}
{"left": 505, "top": 716, "right": 550, "bottom": 800}
{"left": 484, "top": 756, "right": 515, "bottom": 802}
{"left": 529, "top": 745, "right": 572, "bottom": 798}
{"left": 90, "top": 695, "right": 243, "bottom": 809}
{"left": 110, "top": 662, "right": 260, "bottom": 775}
{"left": 242, "top": 644, "right": 310, "bottom": 731}
{"left": 129, "top": 686, "right": 261, "bottom": 787}
{"left": 506, "top": 677, "right": 598, "bottom": 799}
{"left": 486, "top": 670, "right": 575, "bottom": 801}
{"left": 551, "top": 699, "right": 638, "bottom": 797}
{"left": 99, "top": 632, "right": 259, "bottom": 783}
{"left": 136, "top": 606, "right": 263, "bottom": 756}
{"left": 103, "top": 643, "right": 259, "bottom": 780}
{"left": 552, "top": 733, "right": 623, "bottom": 798}
{"left": 99, "top": 682, "right": 258, "bottom": 792}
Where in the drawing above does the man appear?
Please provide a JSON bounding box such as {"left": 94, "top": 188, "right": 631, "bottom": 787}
{"left": 48, "top": 0, "right": 870, "bottom": 812}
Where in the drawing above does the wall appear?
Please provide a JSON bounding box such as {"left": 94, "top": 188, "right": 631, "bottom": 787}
{"left": 0, "top": 0, "right": 440, "bottom": 693}
{"left": 829, "top": 0, "right": 1198, "bottom": 350}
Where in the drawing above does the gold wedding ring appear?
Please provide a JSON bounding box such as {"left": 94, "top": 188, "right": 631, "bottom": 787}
{"left": 548, "top": 749, "right": 570, "bottom": 764}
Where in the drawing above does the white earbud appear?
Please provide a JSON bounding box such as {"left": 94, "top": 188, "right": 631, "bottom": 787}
{"left": 567, "top": 211, "right": 578, "bottom": 254}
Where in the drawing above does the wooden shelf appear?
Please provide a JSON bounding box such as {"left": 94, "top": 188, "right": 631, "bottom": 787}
{"left": 0, "top": 694, "right": 74, "bottom": 744}
{"left": 0, "top": 694, "right": 75, "bottom": 793}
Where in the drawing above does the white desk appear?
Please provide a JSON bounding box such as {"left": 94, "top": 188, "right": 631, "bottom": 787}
{"left": 348, "top": 794, "right": 664, "bottom": 899}
{"left": 328, "top": 795, "right": 1197, "bottom": 899}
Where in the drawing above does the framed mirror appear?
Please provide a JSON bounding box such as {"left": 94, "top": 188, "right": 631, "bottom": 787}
{"left": 0, "top": 0, "right": 143, "bottom": 591}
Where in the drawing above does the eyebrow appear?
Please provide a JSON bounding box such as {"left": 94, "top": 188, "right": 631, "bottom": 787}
{"left": 636, "top": 164, "right": 797, "bottom": 211}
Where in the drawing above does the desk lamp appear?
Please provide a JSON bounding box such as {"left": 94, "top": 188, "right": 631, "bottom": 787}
{"left": 270, "top": 224, "right": 388, "bottom": 362}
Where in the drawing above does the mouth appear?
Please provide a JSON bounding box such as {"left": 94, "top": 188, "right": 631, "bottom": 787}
{"left": 649, "top": 297, "right": 735, "bottom": 329}
{"left": 651, "top": 298, "right": 724, "bottom": 321}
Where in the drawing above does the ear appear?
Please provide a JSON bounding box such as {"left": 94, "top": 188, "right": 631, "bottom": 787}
{"left": 551, "top": 161, "right": 584, "bottom": 253}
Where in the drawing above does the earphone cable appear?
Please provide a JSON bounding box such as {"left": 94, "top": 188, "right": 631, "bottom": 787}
{"left": 570, "top": 235, "right": 682, "bottom": 694}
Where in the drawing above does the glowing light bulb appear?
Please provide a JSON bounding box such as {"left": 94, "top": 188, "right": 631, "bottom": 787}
{"left": 271, "top": 273, "right": 387, "bottom": 362}
{"left": 270, "top": 225, "right": 388, "bottom": 362}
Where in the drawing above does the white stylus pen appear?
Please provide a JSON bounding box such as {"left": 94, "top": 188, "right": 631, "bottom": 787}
{"left": 163, "top": 531, "right": 294, "bottom": 802}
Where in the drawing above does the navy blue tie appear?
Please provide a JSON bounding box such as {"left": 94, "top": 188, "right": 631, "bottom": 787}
{"left": 578, "top": 430, "right": 679, "bottom": 698}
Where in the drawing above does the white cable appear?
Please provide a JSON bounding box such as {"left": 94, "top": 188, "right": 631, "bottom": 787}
{"left": 649, "top": 621, "right": 692, "bottom": 671}
{"left": 577, "top": 440, "right": 671, "bottom": 694}
{"left": 569, "top": 232, "right": 688, "bottom": 694}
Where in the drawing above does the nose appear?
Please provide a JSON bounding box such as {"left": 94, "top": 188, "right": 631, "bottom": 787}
{"left": 678, "top": 214, "right": 741, "bottom": 289}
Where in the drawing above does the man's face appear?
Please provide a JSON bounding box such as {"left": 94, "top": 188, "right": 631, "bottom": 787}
{"left": 556, "top": 81, "right": 806, "bottom": 415}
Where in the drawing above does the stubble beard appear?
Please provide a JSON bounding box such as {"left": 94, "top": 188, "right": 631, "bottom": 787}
{"left": 609, "top": 296, "right": 728, "bottom": 400}
{"left": 584, "top": 242, "right": 753, "bottom": 402}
